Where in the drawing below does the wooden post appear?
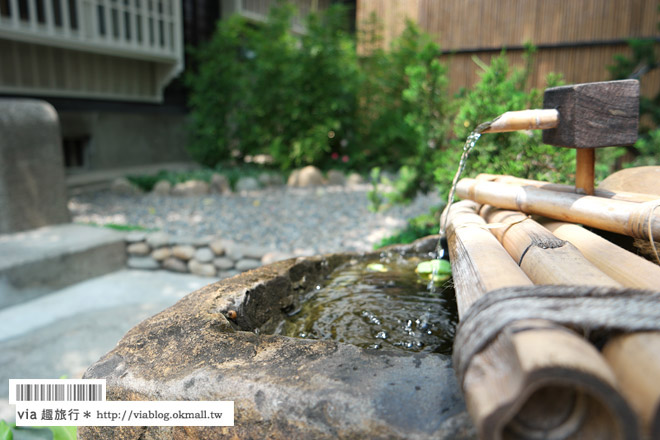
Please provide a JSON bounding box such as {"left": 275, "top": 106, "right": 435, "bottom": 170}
{"left": 575, "top": 149, "right": 596, "bottom": 195}
{"left": 445, "top": 201, "right": 638, "bottom": 440}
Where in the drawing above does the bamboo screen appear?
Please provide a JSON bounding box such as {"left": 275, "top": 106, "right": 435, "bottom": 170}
{"left": 357, "top": 0, "right": 660, "bottom": 97}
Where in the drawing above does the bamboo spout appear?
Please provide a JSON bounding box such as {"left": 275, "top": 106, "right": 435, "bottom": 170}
{"left": 481, "top": 109, "right": 559, "bottom": 133}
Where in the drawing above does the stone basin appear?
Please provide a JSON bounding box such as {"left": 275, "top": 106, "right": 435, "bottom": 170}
{"left": 80, "top": 237, "right": 476, "bottom": 439}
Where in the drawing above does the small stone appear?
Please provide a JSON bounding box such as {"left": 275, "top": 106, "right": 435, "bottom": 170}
{"left": 125, "top": 232, "right": 146, "bottom": 243}
{"left": 209, "top": 240, "right": 226, "bottom": 256}
{"left": 327, "top": 170, "right": 346, "bottom": 186}
{"left": 172, "top": 180, "right": 210, "bottom": 197}
{"left": 170, "top": 235, "right": 213, "bottom": 247}
{"left": 127, "top": 242, "right": 150, "bottom": 256}
{"left": 162, "top": 257, "right": 188, "bottom": 273}
{"left": 346, "top": 172, "right": 366, "bottom": 186}
{"left": 235, "top": 176, "right": 260, "bottom": 192}
{"left": 258, "top": 172, "right": 283, "bottom": 188}
{"left": 188, "top": 259, "right": 217, "bottom": 277}
{"left": 111, "top": 177, "right": 141, "bottom": 195}
{"left": 296, "top": 166, "right": 324, "bottom": 187}
{"left": 146, "top": 232, "right": 170, "bottom": 248}
{"left": 287, "top": 169, "right": 301, "bottom": 187}
{"left": 127, "top": 256, "right": 159, "bottom": 270}
{"left": 151, "top": 247, "right": 172, "bottom": 261}
{"left": 213, "top": 257, "right": 235, "bottom": 270}
{"left": 235, "top": 259, "right": 261, "bottom": 271}
{"left": 210, "top": 174, "right": 231, "bottom": 194}
{"left": 194, "top": 247, "right": 215, "bottom": 263}
{"left": 171, "top": 245, "right": 195, "bottom": 260}
{"left": 218, "top": 270, "right": 240, "bottom": 279}
{"left": 261, "top": 251, "right": 295, "bottom": 265}
{"left": 152, "top": 180, "right": 171, "bottom": 196}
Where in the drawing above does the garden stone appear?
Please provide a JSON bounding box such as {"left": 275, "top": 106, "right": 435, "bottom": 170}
{"left": 347, "top": 172, "right": 366, "bottom": 186}
{"left": 126, "top": 256, "right": 159, "bottom": 270}
{"left": 235, "top": 176, "right": 260, "bottom": 192}
{"left": 213, "top": 257, "right": 234, "bottom": 271}
{"left": 111, "top": 178, "right": 140, "bottom": 195}
{"left": 170, "top": 235, "right": 212, "bottom": 247}
{"left": 218, "top": 269, "right": 240, "bottom": 279}
{"left": 210, "top": 173, "right": 231, "bottom": 194}
{"left": 171, "top": 245, "right": 195, "bottom": 260}
{"left": 151, "top": 247, "right": 172, "bottom": 261}
{"left": 188, "top": 259, "right": 216, "bottom": 277}
{"left": 194, "top": 247, "right": 214, "bottom": 263}
{"left": 152, "top": 180, "right": 171, "bottom": 196}
{"left": 327, "top": 170, "right": 346, "bottom": 186}
{"left": 146, "top": 232, "right": 170, "bottom": 249}
{"left": 171, "top": 180, "right": 209, "bottom": 197}
{"left": 209, "top": 240, "right": 226, "bottom": 256}
{"left": 258, "top": 172, "right": 283, "bottom": 187}
{"left": 286, "top": 169, "right": 301, "bottom": 187}
{"left": 296, "top": 165, "right": 324, "bottom": 187}
{"left": 125, "top": 232, "right": 146, "bottom": 243}
{"left": 0, "top": 99, "right": 70, "bottom": 234}
{"left": 162, "top": 257, "right": 188, "bottom": 273}
{"left": 126, "top": 242, "right": 150, "bottom": 256}
{"left": 261, "top": 251, "right": 295, "bottom": 265}
{"left": 235, "top": 259, "right": 261, "bottom": 271}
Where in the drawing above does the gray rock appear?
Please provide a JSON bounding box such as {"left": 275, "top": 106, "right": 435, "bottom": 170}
{"left": 152, "top": 180, "right": 171, "bottom": 196}
{"left": 194, "top": 247, "right": 214, "bottom": 263}
{"left": 258, "top": 172, "right": 284, "bottom": 187}
{"left": 171, "top": 245, "right": 195, "bottom": 261}
{"left": 162, "top": 257, "right": 188, "bottom": 273}
{"left": 126, "top": 242, "right": 150, "bottom": 256}
{"left": 151, "top": 247, "right": 172, "bottom": 261}
{"left": 126, "top": 256, "right": 159, "bottom": 270}
{"left": 235, "top": 176, "right": 260, "bottom": 192}
{"left": 347, "top": 172, "right": 366, "bottom": 186}
{"left": 210, "top": 173, "right": 231, "bottom": 194}
{"left": 326, "top": 170, "right": 346, "bottom": 186}
{"left": 171, "top": 180, "right": 209, "bottom": 197}
{"left": 297, "top": 165, "right": 324, "bottom": 187}
{"left": 146, "top": 232, "right": 170, "bottom": 249}
{"left": 170, "top": 235, "right": 213, "bottom": 247}
{"left": 218, "top": 269, "right": 240, "bottom": 279}
{"left": 125, "top": 232, "right": 146, "bottom": 243}
{"left": 286, "top": 169, "right": 301, "bottom": 187}
{"left": 213, "top": 257, "right": 235, "bottom": 270}
{"left": 0, "top": 99, "right": 70, "bottom": 234}
{"left": 235, "top": 259, "right": 261, "bottom": 271}
{"left": 111, "top": 177, "right": 140, "bottom": 195}
{"left": 209, "top": 240, "right": 226, "bottom": 256}
{"left": 188, "top": 259, "right": 216, "bottom": 277}
{"left": 261, "top": 251, "right": 295, "bottom": 265}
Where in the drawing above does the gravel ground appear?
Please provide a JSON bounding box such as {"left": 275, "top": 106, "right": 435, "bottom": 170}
{"left": 69, "top": 185, "right": 444, "bottom": 254}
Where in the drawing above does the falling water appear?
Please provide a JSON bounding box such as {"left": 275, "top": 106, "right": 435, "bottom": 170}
{"left": 436, "top": 120, "right": 494, "bottom": 261}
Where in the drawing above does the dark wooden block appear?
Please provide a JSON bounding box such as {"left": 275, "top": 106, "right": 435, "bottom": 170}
{"left": 542, "top": 79, "right": 639, "bottom": 148}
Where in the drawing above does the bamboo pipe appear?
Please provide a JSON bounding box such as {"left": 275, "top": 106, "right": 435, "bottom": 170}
{"left": 540, "top": 221, "right": 660, "bottom": 437}
{"left": 541, "top": 221, "right": 660, "bottom": 289}
{"left": 480, "top": 109, "right": 559, "bottom": 133}
{"left": 456, "top": 178, "right": 660, "bottom": 241}
{"left": 483, "top": 207, "right": 660, "bottom": 439}
{"left": 475, "top": 174, "right": 660, "bottom": 203}
{"left": 445, "top": 201, "right": 638, "bottom": 440}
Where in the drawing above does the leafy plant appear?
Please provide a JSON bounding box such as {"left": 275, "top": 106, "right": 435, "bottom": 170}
{"left": 0, "top": 420, "right": 76, "bottom": 440}
{"left": 374, "top": 206, "right": 442, "bottom": 248}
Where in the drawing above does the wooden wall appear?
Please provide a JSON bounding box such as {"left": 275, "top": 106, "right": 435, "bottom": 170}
{"left": 357, "top": 0, "right": 660, "bottom": 97}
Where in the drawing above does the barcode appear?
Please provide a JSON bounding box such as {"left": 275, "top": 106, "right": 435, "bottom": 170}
{"left": 9, "top": 380, "right": 106, "bottom": 403}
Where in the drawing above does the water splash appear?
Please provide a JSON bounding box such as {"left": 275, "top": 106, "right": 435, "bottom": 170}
{"left": 436, "top": 120, "right": 493, "bottom": 261}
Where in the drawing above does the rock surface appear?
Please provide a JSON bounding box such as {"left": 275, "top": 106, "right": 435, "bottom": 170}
{"left": 152, "top": 180, "right": 171, "bottom": 196}
{"left": 171, "top": 180, "right": 209, "bottom": 197}
{"left": 126, "top": 242, "right": 150, "bottom": 256}
{"left": 171, "top": 245, "right": 195, "bottom": 261}
{"left": 126, "top": 256, "right": 159, "bottom": 270}
{"left": 210, "top": 173, "right": 231, "bottom": 194}
{"left": 188, "top": 259, "right": 216, "bottom": 277}
{"left": 81, "top": 241, "right": 475, "bottom": 440}
{"left": 162, "top": 257, "right": 187, "bottom": 273}
{"left": 327, "top": 170, "right": 346, "bottom": 186}
{"left": 193, "top": 247, "right": 214, "bottom": 263}
{"left": 235, "top": 176, "right": 260, "bottom": 192}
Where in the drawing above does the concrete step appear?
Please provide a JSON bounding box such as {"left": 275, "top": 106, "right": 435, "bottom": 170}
{"left": 0, "top": 224, "right": 126, "bottom": 308}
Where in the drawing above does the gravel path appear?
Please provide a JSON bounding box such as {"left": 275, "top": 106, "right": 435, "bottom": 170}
{"left": 69, "top": 185, "right": 444, "bottom": 254}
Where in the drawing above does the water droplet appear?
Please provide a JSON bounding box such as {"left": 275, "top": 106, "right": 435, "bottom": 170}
{"left": 375, "top": 331, "right": 388, "bottom": 339}
{"left": 315, "top": 285, "right": 321, "bottom": 290}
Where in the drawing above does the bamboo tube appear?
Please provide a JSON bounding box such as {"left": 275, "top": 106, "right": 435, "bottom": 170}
{"left": 483, "top": 206, "right": 660, "bottom": 439}
{"left": 602, "top": 332, "right": 660, "bottom": 440}
{"left": 456, "top": 178, "right": 660, "bottom": 241}
{"left": 475, "top": 174, "right": 659, "bottom": 203}
{"left": 541, "top": 221, "right": 660, "bottom": 289}
{"left": 481, "top": 109, "right": 559, "bottom": 133}
{"left": 445, "top": 201, "right": 638, "bottom": 440}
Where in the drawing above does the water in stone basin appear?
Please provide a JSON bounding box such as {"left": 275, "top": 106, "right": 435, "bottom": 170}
{"left": 275, "top": 254, "right": 458, "bottom": 354}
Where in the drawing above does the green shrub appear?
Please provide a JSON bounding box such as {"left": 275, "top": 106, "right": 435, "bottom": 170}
{"left": 374, "top": 206, "right": 442, "bottom": 248}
